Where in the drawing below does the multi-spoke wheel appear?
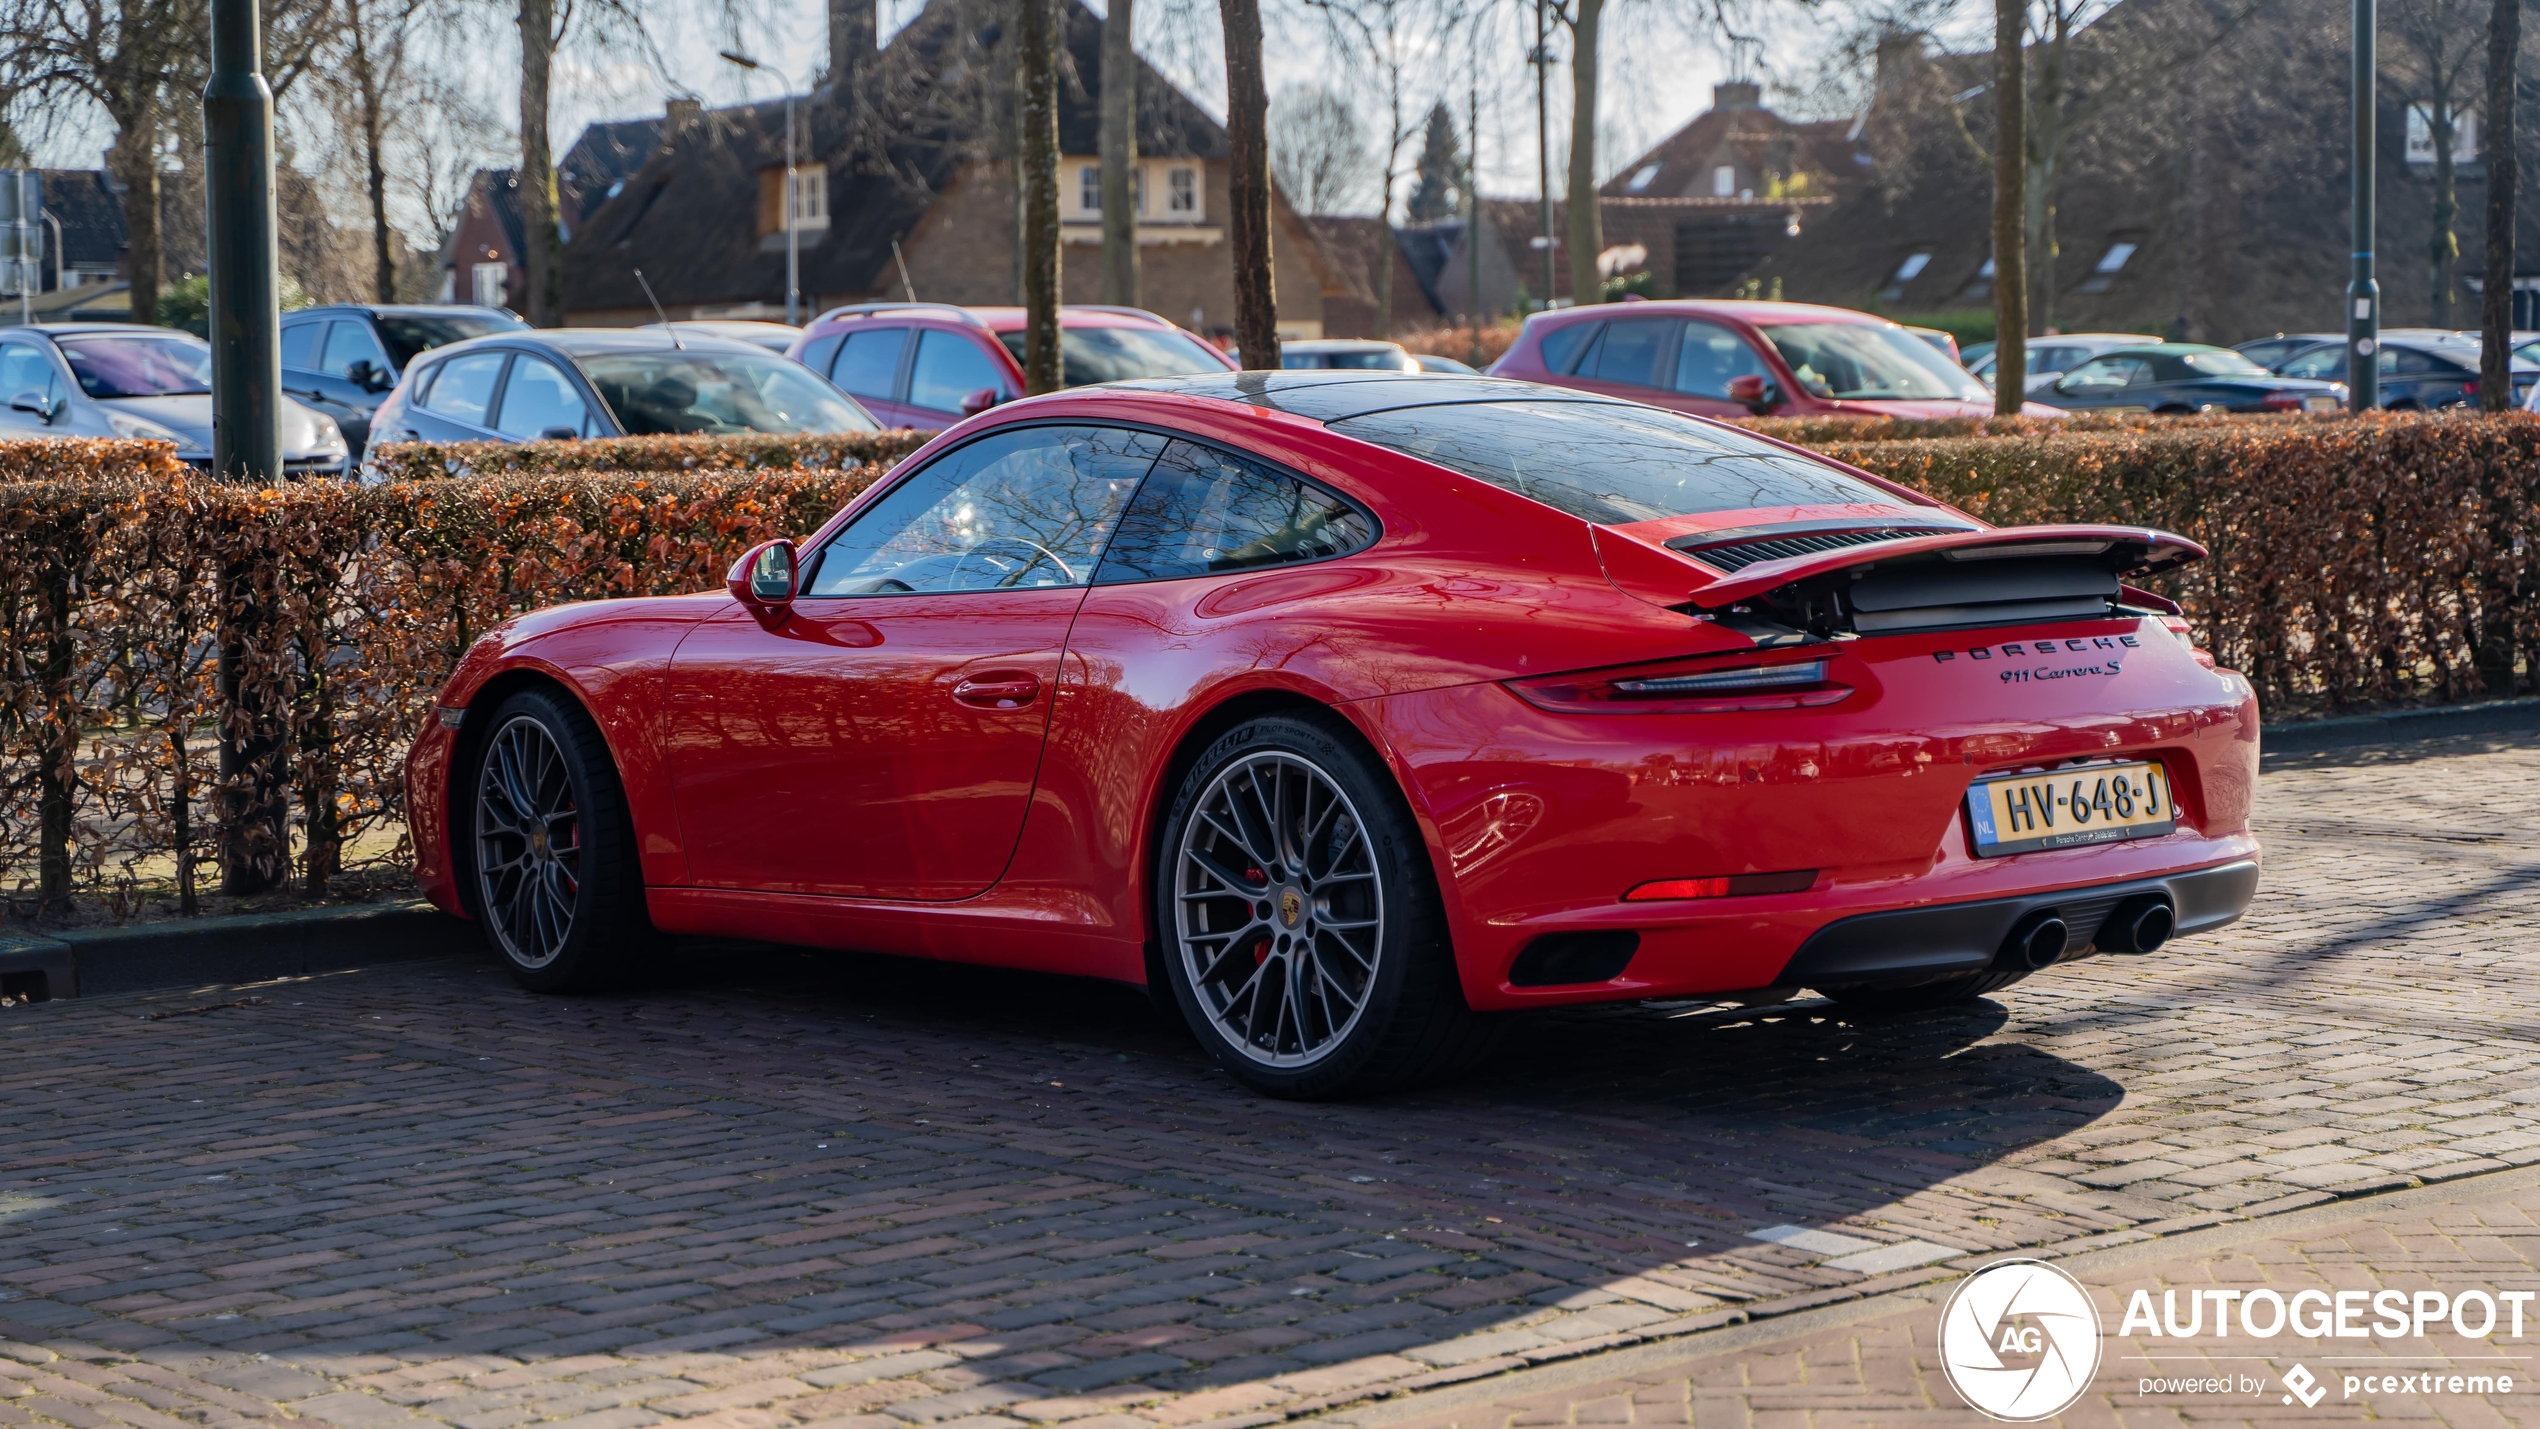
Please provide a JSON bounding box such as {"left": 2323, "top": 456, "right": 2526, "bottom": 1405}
{"left": 1155, "top": 713, "right": 1496, "bottom": 1098}
{"left": 463, "top": 687, "right": 651, "bottom": 991}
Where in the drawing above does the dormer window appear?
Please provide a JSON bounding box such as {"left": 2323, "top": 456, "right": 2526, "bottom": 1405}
{"left": 1879, "top": 250, "right": 1932, "bottom": 301}
{"left": 1711, "top": 165, "right": 1736, "bottom": 197}
{"left": 1626, "top": 164, "right": 1660, "bottom": 194}
{"left": 2074, "top": 240, "right": 2136, "bottom": 294}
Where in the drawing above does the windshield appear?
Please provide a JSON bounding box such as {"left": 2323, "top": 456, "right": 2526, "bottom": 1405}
{"left": 1329, "top": 399, "right": 1906, "bottom": 524}
{"left": 582, "top": 351, "right": 880, "bottom": 435}
{"left": 995, "top": 326, "right": 1230, "bottom": 385}
{"left": 1759, "top": 323, "right": 1987, "bottom": 402}
{"left": 58, "top": 334, "right": 214, "bottom": 397}
{"left": 377, "top": 313, "right": 528, "bottom": 368}
{"left": 2182, "top": 350, "right": 2270, "bottom": 376}
{"left": 1284, "top": 348, "right": 1413, "bottom": 371}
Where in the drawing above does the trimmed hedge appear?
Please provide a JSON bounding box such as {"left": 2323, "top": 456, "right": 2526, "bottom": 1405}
{"left": 0, "top": 437, "right": 193, "bottom": 483}
{"left": 360, "top": 430, "right": 937, "bottom": 482}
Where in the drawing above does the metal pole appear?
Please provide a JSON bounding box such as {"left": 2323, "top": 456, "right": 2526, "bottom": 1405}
{"left": 205, "top": 0, "right": 280, "bottom": 482}
{"left": 2348, "top": 0, "right": 2379, "bottom": 411}
{"left": 785, "top": 88, "right": 800, "bottom": 325}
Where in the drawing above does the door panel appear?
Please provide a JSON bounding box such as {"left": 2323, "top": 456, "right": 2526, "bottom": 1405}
{"left": 666, "top": 423, "right": 1163, "bottom": 900}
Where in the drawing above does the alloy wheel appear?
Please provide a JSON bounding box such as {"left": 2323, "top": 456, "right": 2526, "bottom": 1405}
{"left": 1173, "top": 751, "right": 1385, "bottom": 1067}
{"left": 475, "top": 715, "right": 583, "bottom": 969}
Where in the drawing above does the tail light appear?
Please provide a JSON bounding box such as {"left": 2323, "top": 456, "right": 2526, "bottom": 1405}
{"left": 2465, "top": 379, "right": 2480, "bottom": 397}
{"left": 1509, "top": 655, "right": 1851, "bottom": 714}
{"left": 2159, "top": 614, "right": 2217, "bottom": 669}
{"left": 1623, "top": 869, "right": 1819, "bottom": 901}
{"left": 2260, "top": 391, "right": 2309, "bottom": 411}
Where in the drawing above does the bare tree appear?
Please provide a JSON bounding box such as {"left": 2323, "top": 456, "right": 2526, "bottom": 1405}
{"left": 1556, "top": 0, "right": 1604, "bottom": 307}
{"left": 1294, "top": 0, "right": 1458, "bottom": 335}
{"left": 2389, "top": 0, "right": 2484, "bottom": 325}
{"left": 513, "top": 0, "right": 681, "bottom": 326}
{"left": 1221, "top": 0, "right": 1277, "bottom": 364}
{"left": 1100, "top": 0, "right": 1138, "bottom": 304}
{"left": 1269, "top": 84, "right": 1376, "bottom": 214}
{"left": 1991, "top": 0, "right": 2023, "bottom": 413}
{"left": 2479, "top": 0, "right": 2516, "bottom": 409}
{"left": 1020, "top": 0, "right": 1060, "bottom": 391}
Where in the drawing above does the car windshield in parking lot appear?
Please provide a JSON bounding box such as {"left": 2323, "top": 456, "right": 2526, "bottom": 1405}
{"left": 1759, "top": 323, "right": 1987, "bottom": 401}
{"left": 377, "top": 314, "right": 527, "bottom": 368}
{"left": 1329, "top": 399, "right": 1903, "bottom": 524}
{"left": 994, "top": 326, "right": 1229, "bottom": 385}
{"left": 58, "top": 333, "right": 214, "bottom": 398}
{"left": 580, "top": 350, "right": 880, "bottom": 435}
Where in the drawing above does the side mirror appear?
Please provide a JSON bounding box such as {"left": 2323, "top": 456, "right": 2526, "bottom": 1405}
{"left": 728, "top": 539, "right": 798, "bottom": 609}
{"left": 959, "top": 387, "right": 1002, "bottom": 417}
{"left": 537, "top": 425, "right": 580, "bottom": 441}
{"left": 9, "top": 390, "right": 53, "bottom": 422}
{"left": 1726, "top": 374, "right": 1778, "bottom": 414}
{"left": 345, "top": 359, "right": 385, "bottom": 391}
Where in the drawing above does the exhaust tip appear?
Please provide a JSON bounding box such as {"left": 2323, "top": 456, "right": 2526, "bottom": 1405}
{"left": 2006, "top": 913, "right": 2070, "bottom": 971}
{"left": 2102, "top": 895, "right": 2176, "bottom": 955}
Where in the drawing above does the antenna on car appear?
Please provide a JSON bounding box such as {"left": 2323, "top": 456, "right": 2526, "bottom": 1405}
{"left": 632, "top": 268, "right": 683, "bottom": 349}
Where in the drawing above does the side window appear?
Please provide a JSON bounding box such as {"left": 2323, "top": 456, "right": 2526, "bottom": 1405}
{"left": 2061, "top": 356, "right": 2145, "bottom": 390}
{"left": 0, "top": 343, "right": 56, "bottom": 403}
{"left": 320, "top": 320, "right": 392, "bottom": 380}
{"left": 1588, "top": 318, "right": 1672, "bottom": 387}
{"left": 416, "top": 351, "right": 507, "bottom": 426}
{"left": 803, "top": 425, "right": 1164, "bottom": 597}
{"left": 1671, "top": 320, "right": 1772, "bottom": 399}
{"left": 2277, "top": 347, "right": 2342, "bottom": 380}
{"left": 796, "top": 333, "right": 845, "bottom": 379}
{"left": 1095, "top": 439, "right": 1377, "bottom": 584}
{"left": 832, "top": 327, "right": 907, "bottom": 400}
{"left": 907, "top": 330, "right": 1006, "bottom": 413}
{"left": 280, "top": 322, "right": 323, "bottom": 370}
{"left": 492, "top": 355, "right": 592, "bottom": 439}
{"left": 1538, "top": 322, "right": 1598, "bottom": 375}
{"left": 2392, "top": 347, "right": 2442, "bottom": 375}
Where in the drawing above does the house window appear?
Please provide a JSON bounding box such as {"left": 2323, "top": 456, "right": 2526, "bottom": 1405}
{"left": 2406, "top": 105, "right": 2478, "bottom": 165}
{"left": 1081, "top": 164, "right": 1103, "bottom": 215}
{"left": 789, "top": 164, "right": 830, "bottom": 231}
{"left": 1712, "top": 165, "right": 1736, "bottom": 197}
{"left": 2074, "top": 241, "right": 2137, "bottom": 294}
{"left": 1626, "top": 164, "right": 1661, "bottom": 194}
{"left": 471, "top": 262, "right": 507, "bottom": 308}
{"left": 1957, "top": 255, "right": 1995, "bottom": 303}
{"left": 1167, "top": 166, "right": 1199, "bottom": 216}
{"left": 1879, "top": 250, "right": 1931, "bottom": 301}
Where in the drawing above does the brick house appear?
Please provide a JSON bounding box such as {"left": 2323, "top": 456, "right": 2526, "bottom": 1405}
{"left": 559, "top": 0, "right": 1352, "bottom": 335}
{"left": 440, "top": 120, "right": 665, "bottom": 310}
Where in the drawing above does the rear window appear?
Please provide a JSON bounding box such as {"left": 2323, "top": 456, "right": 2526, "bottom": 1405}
{"left": 995, "top": 326, "right": 1231, "bottom": 385}
{"left": 1328, "top": 400, "right": 1905, "bottom": 524}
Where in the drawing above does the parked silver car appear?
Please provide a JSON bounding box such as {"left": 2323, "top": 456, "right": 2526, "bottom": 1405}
{"left": 0, "top": 323, "right": 348, "bottom": 476}
{"left": 1969, "top": 332, "right": 2162, "bottom": 395}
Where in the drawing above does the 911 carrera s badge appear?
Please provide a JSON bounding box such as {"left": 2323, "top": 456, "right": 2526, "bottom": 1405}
{"left": 1279, "top": 890, "right": 1303, "bottom": 927}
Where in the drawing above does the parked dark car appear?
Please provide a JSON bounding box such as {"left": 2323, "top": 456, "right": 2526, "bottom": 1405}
{"left": 2268, "top": 333, "right": 2537, "bottom": 408}
{"left": 362, "top": 328, "right": 879, "bottom": 477}
{"left": 2229, "top": 332, "right": 2339, "bottom": 371}
{"left": 787, "top": 304, "right": 1235, "bottom": 428}
{"left": 281, "top": 305, "right": 528, "bottom": 459}
{"left": 2041, "top": 343, "right": 2346, "bottom": 414}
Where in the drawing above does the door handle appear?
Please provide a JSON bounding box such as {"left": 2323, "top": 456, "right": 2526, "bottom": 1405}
{"left": 952, "top": 673, "right": 1040, "bottom": 709}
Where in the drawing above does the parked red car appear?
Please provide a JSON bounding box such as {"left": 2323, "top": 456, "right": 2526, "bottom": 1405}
{"left": 1489, "top": 299, "right": 2063, "bottom": 419}
{"left": 786, "top": 302, "right": 1236, "bottom": 427}
{"left": 406, "top": 372, "right": 2259, "bottom": 1099}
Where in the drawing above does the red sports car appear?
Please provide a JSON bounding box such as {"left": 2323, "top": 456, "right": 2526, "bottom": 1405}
{"left": 406, "top": 372, "right": 2260, "bottom": 1098}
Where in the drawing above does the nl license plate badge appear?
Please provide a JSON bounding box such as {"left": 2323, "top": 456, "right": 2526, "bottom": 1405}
{"left": 1966, "top": 761, "right": 2175, "bottom": 857}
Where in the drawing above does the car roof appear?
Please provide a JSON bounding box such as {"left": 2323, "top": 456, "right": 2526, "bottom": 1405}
{"left": 962, "top": 306, "right": 1188, "bottom": 333}
{"left": 290, "top": 303, "right": 521, "bottom": 320}
{"left": 424, "top": 328, "right": 776, "bottom": 359}
{"left": 18, "top": 322, "right": 191, "bottom": 338}
{"left": 1104, "top": 369, "right": 1638, "bottom": 423}
{"left": 2098, "top": 343, "right": 2237, "bottom": 358}
{"left": 1532, "top": 299, "right": 1895, "bottom": 327}
{"left": 1284, "top": 339, "right": 1407, "bottom": 351}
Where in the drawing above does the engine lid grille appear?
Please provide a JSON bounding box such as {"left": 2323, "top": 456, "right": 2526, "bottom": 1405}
{"left": 1676, "top": 526, "right": 1969, "bottom": 572}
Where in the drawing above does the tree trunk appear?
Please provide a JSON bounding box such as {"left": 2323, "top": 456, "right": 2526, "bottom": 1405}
{"left": 1991, "top": 0, "right": 2026, "bottom": 416}
{"left": 1373, "top": 169, "right": 1395, "bottom": 339}
{"left": 2431, "top": 104, "right": 2458, "bottom": 327}
{"left": 1564, "top": 0, "right": 1604, "bottom": 308}
{"left": 2482, "top": 0, "right": 2518, "bottom": 410}
{"left": 1019, "top": 0, "right": 1062, "bottom": 393}
{"left": 1219, "top": 0, "right": 1277, "bottom": 366}
{"left": 1099, "top": 0, "right": 1139, "bottom": 306}
{"left": 113, "top": 110, "right": 163, "bottom": 327}
{"left": 352, "top": 0, "right": 396, "bottom": 302}
{"left": 2024, "top": 15, "right": 2064, "bottom": 335}
{"left": 518, "top": 0, "right": 563, "bottom": 325}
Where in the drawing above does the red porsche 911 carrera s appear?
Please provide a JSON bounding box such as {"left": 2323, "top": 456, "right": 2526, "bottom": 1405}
{"left": 406, "top": 371, "right": 2259, "bottom": 1098}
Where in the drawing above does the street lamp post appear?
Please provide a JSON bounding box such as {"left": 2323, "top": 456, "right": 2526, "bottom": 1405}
{"left": 720, "top": 50, "right": 800, "bottom": 325}
{"left": 2348, "top": 0, "right": 2379, "bottom": 411}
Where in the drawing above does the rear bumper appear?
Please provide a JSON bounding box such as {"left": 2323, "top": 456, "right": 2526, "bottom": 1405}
{"left": 1776, "top": 858, "right": 2261, "bottom": 991}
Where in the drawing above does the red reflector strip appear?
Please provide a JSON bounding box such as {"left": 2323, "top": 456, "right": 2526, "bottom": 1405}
{"left": 1622, "top": 869, "right": 1818, "bottom": 901}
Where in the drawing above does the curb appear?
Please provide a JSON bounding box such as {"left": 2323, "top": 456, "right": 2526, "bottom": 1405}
{"left": 0, "top": 900, "right": 476, "bottom": 1000}
{"left": 2263, "top": 694, "right": 2540, "bottom": 755}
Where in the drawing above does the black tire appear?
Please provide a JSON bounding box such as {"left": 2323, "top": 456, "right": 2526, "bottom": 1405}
{"left": 1823, "top": 967, "right": 2027, "bottom": 1014}
{"left": 461, "top": 686, "right": 653, "bottom": 992}
{"left": 1154, "top": 712, "right": 1494, "bottom": 1099}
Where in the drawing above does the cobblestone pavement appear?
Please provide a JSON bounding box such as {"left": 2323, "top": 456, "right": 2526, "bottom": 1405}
{"left": 0, "top": 731, "right": 2535, "bottom": 1429}
{"left": 1325, "top": 1164, "right": 2540, "bottom": 1429}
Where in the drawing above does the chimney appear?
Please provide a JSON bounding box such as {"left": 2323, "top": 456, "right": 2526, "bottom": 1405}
{"left": 662, "top": 97, "right": 702, "bottom": 147}
{"left": 830, "top": 0, "right": 877, "bottom": 97}
{"left": 1711, "top": 80, "right": 1762, "bottom": 111}
{"left": 1873, "top": 31, "right": 1920, "bottom": 94}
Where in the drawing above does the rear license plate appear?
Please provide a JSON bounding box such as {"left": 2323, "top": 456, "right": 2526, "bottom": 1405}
{"left": 1966, "top": 761, "right": 2175, "bottom": 857}
{"left": 2303, "top": 395, "right": 2340, "bottom": 411}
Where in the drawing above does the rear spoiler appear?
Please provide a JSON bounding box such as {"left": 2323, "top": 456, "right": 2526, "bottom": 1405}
{"left": 1683, "top": 523, "right": 2204, "bottom": 612}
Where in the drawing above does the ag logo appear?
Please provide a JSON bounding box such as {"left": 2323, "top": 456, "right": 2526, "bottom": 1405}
{"left": 1938, "top": 1259, "right": 2102, "bottom": 1421}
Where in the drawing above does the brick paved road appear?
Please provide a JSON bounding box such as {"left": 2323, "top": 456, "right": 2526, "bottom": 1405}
{"left": 0, "top": 731, "right": 2535, "bottom": 1429}
{"left": 1323, "top": 1165, "right": 2540, "bottom": 1429}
